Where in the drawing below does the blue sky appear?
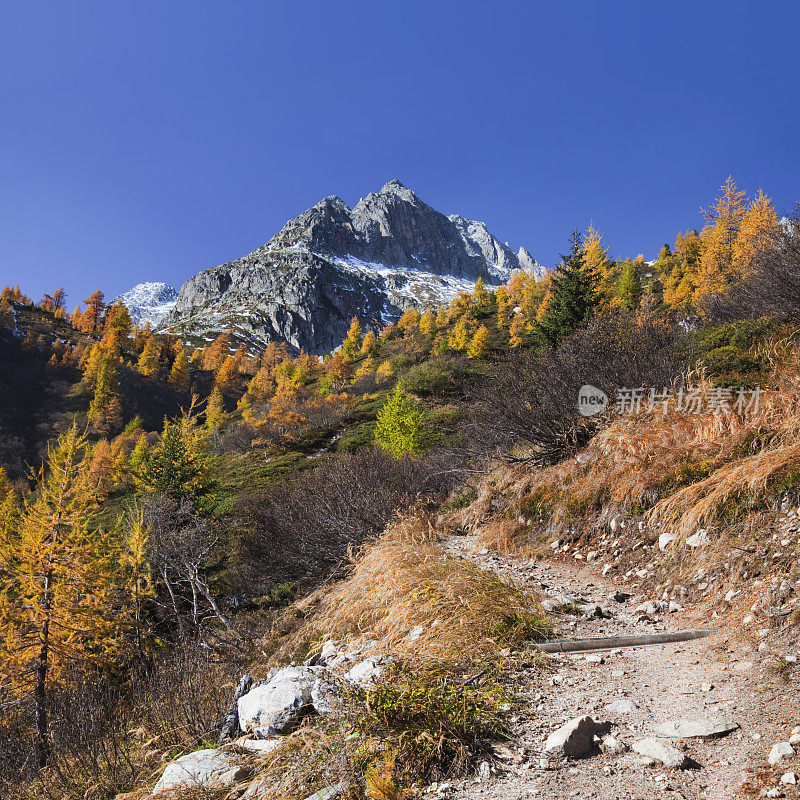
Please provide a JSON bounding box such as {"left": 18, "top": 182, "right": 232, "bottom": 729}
{"left": 1, "top": 1, "right": 799, "bottom": 305}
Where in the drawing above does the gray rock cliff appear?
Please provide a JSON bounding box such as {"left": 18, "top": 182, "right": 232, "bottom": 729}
{"left": 160, "top": 180, "right": 541, "bottom": 354}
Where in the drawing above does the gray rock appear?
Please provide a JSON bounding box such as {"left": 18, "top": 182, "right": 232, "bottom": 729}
{"left": 579, "top": 602, "right": 605, "bottom": 619}
{"left": 605, "top": 699, "right": 639, "bottom": 714}
{"left": 345, "top": 654, "right": 390, "bottom": 685}
{"left": 230, "top": 737, "right": 282, "bottom": 754}
{"left": 685, "top": 530, "right": 710, "bottom": 548}
{"left": 311, "top": 678, "right": 338, "bottom": 715}
{"left": 542, "top": 716, "right": 609, "bottom": 759}
{"left": 320, "top": 640, "right": 338, "bottom": 663}
{"left": 651, "top": 718, "right": 739, "bottom": 739}
{"left": 658, "top": 532, "right": 676, "bottom": 551}
{"left": 600, "top": 734, "right": 628, "bottom": 754}
{"left": 631, "top": 738, "right": 689, "bottom": 769}
{"left": 154, "top": 749, "right": 248, "bottom": 792}
{"left": 237, "top": 666, "right": 317, "bottom": 735}
{"left": 782, "top": 771, "right": 798, "bottom": 785}
{"left": 635, "top": 600, "right": 668, "bottom": 615}
{"left": 769, "top": 742, "right": 796, "bottom": 766}
{"left": 161, "top": 180, "right": 539, "bottom": 354}
{"left": 303, "top": 785, "right": 343, "bottom": 800}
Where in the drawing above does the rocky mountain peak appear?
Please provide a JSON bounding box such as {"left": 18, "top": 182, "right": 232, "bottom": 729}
{"left": 160, "top": 180, "right": 543, "bottom": 354}
{"left": 379, "top": 178, "right": 410, "bottom": 195}
{"left": 518, "top": 246, "right": 546, "bottom": 280}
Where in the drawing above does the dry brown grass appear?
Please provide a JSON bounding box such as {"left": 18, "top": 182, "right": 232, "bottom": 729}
{"left": 470, "top": 348, "right": 800, "bottom": 551}
{"left": 648, "top": 439, "right": 800, "bottom": 538}
{"left": 269, "top": 508, "right": 547, "bottom": 666}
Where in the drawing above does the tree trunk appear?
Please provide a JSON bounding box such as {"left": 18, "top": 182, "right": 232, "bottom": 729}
{"left": 163, "top": 568, "right": 187, "bottom": 638}
{"left": 193, "top": 573, "right": 233, "bottom": 630}
{"left": 35, "top": 571, "right": 52, "bottom": 768}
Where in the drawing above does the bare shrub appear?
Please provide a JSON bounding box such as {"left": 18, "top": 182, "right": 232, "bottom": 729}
{"left": 240, "top": 448, "right": 465, "bottom": 590}
{"left": 0, "top": 638, "right": 240, "bottom": 800}
{"left": 142, "top": 494, "right": 232, "bottom": 633}
{"left": 709, "top": 214, "right": 800, "bottom": 321}
{"left": 467, "top": 310, "right": 692, "bottom": 465}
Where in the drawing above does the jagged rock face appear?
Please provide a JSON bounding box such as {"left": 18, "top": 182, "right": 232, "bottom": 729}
{"left": 166, "top": 250, "right": 396, "bottom": 355}
{"left": 270, "top": 181, "right": 491, "bottom": 280}
{"left": 161, "top": 180, "right": 541, "bottom": 354}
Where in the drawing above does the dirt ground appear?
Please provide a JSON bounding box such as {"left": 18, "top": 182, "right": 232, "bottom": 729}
{"left": 438, "top": 535, "right": 800, "bottom": 800}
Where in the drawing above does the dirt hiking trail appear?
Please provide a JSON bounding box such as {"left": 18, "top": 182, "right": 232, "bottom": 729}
{"left": 439, "top": 535, "right": 800, "bottom": 800}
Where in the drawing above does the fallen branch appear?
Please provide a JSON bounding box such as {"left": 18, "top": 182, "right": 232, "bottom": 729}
{"left": 532, "top": 630, "right": 711, "bottom": 653}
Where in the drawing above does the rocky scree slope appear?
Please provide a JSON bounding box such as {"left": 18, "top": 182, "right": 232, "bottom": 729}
{"left": 159, "top": 180, "right": 543, "bottom": 354}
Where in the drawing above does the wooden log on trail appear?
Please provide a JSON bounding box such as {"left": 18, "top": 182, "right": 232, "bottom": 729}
{"left": 533, "top": 630, "right": 710, "bottom": 653}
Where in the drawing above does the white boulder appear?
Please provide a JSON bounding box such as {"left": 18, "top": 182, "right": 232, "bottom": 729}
{"left": 238, "top": 666, "right": 317, "bottom": 735}
{"left": 154, "top": 748, "right": 247, "bottom": 792}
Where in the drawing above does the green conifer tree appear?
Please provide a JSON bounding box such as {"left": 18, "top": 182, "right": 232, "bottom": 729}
{"left": 616, "top": 260, "right": 643, "bottom": 310}
{"left": 535, "top": 230, "right": 600, "bottom": 346}
{"left": 374, "top": 386, "right": 424, "bottom": 458}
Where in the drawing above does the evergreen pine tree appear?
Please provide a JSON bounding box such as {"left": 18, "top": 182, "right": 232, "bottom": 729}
{"left": 535, "top": 230, "right": 600, "bottom": 346}
{"left": 616, "top": 260, "right": 643, "bottom": 310}
{"left": 139, "top": 409, "right": 211, "bottom": 503}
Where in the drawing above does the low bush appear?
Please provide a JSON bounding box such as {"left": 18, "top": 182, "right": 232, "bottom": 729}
{"left": 468, "top": 309, "right": 692, "bottom": 466}
{"left": 400, "top": 356, "right": 475, "bottom": 397}
{"left": 240, "top": 448, "right": 464, "bottom": 590}
{"left": 352, "top": 662, "right": 510, "bottom": 781}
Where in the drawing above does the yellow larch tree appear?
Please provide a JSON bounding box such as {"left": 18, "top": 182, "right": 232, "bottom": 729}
{"left": 0, "top": 425, "right": 135, "bottom": 767}
{"left": 205, "top": 386, "right": 226, "bottom": 432}
{"left": 583, "top": 224, "right": 614, "bottom": 303}
{"left": 137, "top": 333, "right": 162, "bottom": 378}
{"left": 733, "top": 189, "right": 780, "bottom": 277}
{"left": 342, "top": 316, "right": 363, "bottom": 359}
{"left": 396, "top": 307, "right": 421, "bottom": 333}
{"left": 467, "top": 324, "right": 491, "bottom": 359}
{"left": 508, "top": 309, "right": 528, "bottom": 347}
{"left": 203, "top": 332, "right": 231, "bottom": 372}
{"left": 168, "top": 349, "right": 191, "bottom": 392}
{"left": 695, "top": 177, "right": 748, "bottom": 301}
{"left": 214, "top": 356, "right": 241, "bottom": 397}
{"left": 419, "top": 309, "right": 437, "bottom": 336}
{"left": 360, "top": 330, "right": 379, "bottom": 356}
{"left": 495, "top": 284, "right": 514, "bottom": 329}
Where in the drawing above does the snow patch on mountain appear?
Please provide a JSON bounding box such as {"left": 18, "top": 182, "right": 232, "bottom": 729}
{"left": 114, "top": 282, "right": 177, "bottom": 326}
{"left": 332, "top": 255, "right": 504, "bottom": 310}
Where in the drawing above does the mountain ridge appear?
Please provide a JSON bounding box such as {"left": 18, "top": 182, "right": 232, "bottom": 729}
{"left": 156, "top": 180, "right": 543, "bottom": 354}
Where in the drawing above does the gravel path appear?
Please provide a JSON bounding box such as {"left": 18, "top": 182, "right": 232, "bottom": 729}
{"left": 438, "top": 535, "right": 800, "bottom": 800}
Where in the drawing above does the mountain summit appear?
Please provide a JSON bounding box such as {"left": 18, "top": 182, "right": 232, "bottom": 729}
{"left": 159, "top": 181, "right": 543, "bottom": 353}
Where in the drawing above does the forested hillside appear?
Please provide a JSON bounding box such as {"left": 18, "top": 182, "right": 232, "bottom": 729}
{"left": 1, "top": 178, "right": 799, "bottom": 800}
